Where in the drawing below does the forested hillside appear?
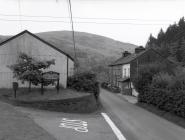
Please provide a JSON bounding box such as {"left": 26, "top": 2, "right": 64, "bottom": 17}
{"left": 146, "top": 17, "right": 185, "bottom": 64}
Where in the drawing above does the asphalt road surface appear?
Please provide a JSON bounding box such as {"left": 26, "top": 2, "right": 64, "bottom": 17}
{"left": 100, "top": 89, "right": 185, "bottom": 140}
{"left": 15, "top": 107, "right": 118, "bottom": 140}
{"left": 15, "top": 89, "right": 185, "bottom": 140}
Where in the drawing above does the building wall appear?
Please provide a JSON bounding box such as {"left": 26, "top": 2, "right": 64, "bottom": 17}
{"left": 130, "top": 49, "right": 168, "bottom": 96}
{"left": 109, "top": 65, "right": 122, "bottom": 87}
{"left": 130, "top": 49, "right": 165, "bottom": 81}
{"left": 0, "top": 33, "right": 74, "bottom": 88}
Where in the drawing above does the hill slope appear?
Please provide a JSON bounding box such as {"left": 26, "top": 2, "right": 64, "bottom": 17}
{"left": 0, "top": 31, "right": 137, "bottom": 81}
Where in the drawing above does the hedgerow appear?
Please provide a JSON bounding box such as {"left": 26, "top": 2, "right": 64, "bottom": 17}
{"left": 135, "top": 64, "right": 185, "bottom": 118}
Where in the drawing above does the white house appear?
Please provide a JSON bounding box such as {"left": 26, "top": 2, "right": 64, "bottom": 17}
{"left": 0, "top": 30, "right": 74, "bottom": 88}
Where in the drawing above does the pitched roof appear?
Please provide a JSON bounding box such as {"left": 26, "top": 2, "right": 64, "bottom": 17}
{"left": 109, "top": 51, "right": 145, "bottom": 66}
{"left": 109, "top": 48, "right": 176, "bottom": 67}
{"left": 0, "top": 30, "right": 74, "bottom": 61}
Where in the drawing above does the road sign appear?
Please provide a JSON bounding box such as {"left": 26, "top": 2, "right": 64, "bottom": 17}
{"left": 59, "top": 118, "right": 88, "bottom": 133}
{"left": 42, "top": 71, "right": 59, "bottom": 80}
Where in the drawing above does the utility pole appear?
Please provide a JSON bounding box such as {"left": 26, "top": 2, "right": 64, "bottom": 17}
{"left": 68, "top": 0, "right": 78, "bottom": 73}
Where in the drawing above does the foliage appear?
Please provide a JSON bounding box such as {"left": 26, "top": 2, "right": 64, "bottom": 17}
{"left": 146, "top": 17, "right": 185, "bottom": 64}
{"left": 101, "top": 82, "right": 121, "bottom": 93}
{"left": 67, "top": 72, "right": 100, "bottom": 99}
{"left": 152, "top": 72, "right": 173, "bottom": 89}
{"left": 140, "top": 86, "right": 185, "bottom": 118}
{"left": 8, "top": 53, "right": 55, "bottom": 86}
{"left": 133, "top": 62, "right": 166, "bottom": 94}
{"left": 138, "top": 67, "right": 185, "bottom": 118}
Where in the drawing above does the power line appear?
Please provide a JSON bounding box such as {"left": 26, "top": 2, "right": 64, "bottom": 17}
{"left": 0, "top": 13, "right": 174, "bottom": 22}
{"left": 0, "top": 18, "right": 170, "bottom": 26}
{"left": 17, "top": 0, "right": 22, "bottom": 30}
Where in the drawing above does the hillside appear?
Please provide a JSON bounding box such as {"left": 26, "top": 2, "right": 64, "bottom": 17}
{"left": 0, "top": 31, "right": 137, "bottom": 81}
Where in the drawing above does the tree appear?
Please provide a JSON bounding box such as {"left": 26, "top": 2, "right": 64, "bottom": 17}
{"left": 176, "top": 38, "right": 185, "bottom": 62}
{"left": 8, "top": 53, "right": 55, "bottom": 91}
{"left": 156, "top": 29, "right": 165, "bottom": 44}
{"left": 146, "top": 34, "right": 157, "bottom": 48}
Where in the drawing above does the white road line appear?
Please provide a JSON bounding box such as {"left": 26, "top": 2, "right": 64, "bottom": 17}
{"left": 101, "top": 112, "right": 127, "bottom": 140}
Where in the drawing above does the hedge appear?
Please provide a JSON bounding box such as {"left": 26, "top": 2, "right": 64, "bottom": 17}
{"left": 139, "top": 85, "right": 185, "bottom": 118}
{"left": 67, "top": 72, "right": 100, "bottom": 100}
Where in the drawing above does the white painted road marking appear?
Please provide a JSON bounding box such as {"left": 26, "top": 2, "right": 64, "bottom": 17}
{"left": 59, "top": 118, "right": 88, "bottom": 132}
{"left": 101, "top": 113, "right": 127, "bottom": 140}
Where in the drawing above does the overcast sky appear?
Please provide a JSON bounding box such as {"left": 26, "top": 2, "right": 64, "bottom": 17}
{"left": 0, "top": 0, "right": 185, "bottom": 46}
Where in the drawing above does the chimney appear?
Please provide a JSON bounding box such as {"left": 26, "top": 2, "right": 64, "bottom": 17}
{"left": 135, "top": 46, "right": 145, "bottom": 54}
{"left": 122, "top": 51, "right": 131, "bottom": 57}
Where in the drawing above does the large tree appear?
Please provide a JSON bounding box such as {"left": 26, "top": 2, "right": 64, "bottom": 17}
{"left": 8, "top": 53, "right": 55, "bottom": 91}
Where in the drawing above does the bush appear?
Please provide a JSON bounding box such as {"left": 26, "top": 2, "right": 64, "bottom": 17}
{"left": 138, "top": 68, "right": 185, "bottom": 118}
{"left": 67, "top": 72, "right": 100, "bottom": 100}
{"left": 152, "top": 72, "right": 173, "bottom": 89}
{"left": 140, "top": 86, "right": 185, "bottom": 118}
{"left": 133, "top": 63, "right": 164, "bottom": 94}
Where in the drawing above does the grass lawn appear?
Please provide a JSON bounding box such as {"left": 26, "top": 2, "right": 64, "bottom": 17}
{"left": 0, "top": 88, "right": 88, "bottom": 101}
{"left": 0, "top": 101, "right": 56, "bottom": 140}
{"left": 138, "top": 103, "right": 185, "bottom": 129}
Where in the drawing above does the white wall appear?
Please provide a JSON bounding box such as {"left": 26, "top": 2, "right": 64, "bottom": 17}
{"left": 0, "top": 33, "right": 74, "bottom": 88}
{"left": 131, "top": 83, "right": 139, "bottom": 97}
{"left": 122, "top": 64, "right": 130, "bottom": 78}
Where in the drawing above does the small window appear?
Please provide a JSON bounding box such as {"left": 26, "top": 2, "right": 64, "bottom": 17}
{"left": 124, "top": 68, "right": 126, "bottom": 77}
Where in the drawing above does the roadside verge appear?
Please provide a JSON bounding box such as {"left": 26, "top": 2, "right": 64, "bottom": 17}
{"left": 0, "top": 101, "right": 56, "bottom": 140}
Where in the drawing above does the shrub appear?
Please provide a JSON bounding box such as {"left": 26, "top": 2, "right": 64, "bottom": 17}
{"left": 67, "top": 72, "right": 100, "bottom": 99}
{"left": 140, "top": 86, "right": 185, "bottom": 118}
{"left": 133, "top": 63, "right": 164, "bottom": 95}
{"left": 138, "top": 67, "right": 185, "bottom": 118}
{"left": 152, "top": 72, "right": 173, "bottom": 89}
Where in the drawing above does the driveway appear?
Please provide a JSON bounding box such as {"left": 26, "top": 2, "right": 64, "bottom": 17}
{"left": 100, "top": 89, "right": 185, "bottom": 140}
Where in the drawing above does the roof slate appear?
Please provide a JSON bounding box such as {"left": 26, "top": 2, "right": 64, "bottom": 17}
{"left": 109, "top": 51, "right": 145, "bottom": 66}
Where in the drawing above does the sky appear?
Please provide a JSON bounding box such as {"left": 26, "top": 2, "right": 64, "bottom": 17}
{"left": 0, "top": 0, "right": 185, "bottom": 46}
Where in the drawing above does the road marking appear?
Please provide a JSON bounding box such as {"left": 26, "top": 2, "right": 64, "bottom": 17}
{"left": 59, "top": 118, "right": 88, "bottom": 132}
{"left": 101, "top": 113, "right": 126, "bottom": 140}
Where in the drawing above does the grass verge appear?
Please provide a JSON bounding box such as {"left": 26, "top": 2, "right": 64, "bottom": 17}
{"left": 0, "top": 101, "right": 56, "bottom": 140}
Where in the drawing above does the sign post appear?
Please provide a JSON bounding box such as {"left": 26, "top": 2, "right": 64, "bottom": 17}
{"left": 12, "top": 82, "right": 18, "bottom": 98}
{"left": 41, "top": 71, "right": 60, "bottom": 95}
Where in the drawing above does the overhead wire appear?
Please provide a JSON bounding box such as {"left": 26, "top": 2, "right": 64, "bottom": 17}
{"left": 0, "top": 13, "right": 174, "bottom": 22}
{"left": 0, "top": 18, "right": 170, "bottom": 26}
{"left": 17, "top": 0, "right": 22, "bottom": 30}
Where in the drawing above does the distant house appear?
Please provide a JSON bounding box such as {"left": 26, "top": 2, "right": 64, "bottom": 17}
{"left": 109, "top": 46, "right": 173, "bottom": 96}
{"left": 0, "top": 30, "right": 74, "bottom": 88}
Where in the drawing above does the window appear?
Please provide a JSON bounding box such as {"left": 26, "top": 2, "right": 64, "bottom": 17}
{"left": 124, "top": 68, "right": 126, "bottom": 77}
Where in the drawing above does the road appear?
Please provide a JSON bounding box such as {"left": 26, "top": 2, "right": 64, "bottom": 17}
{"left": 15, "top": 89, "right": 185, "bottom": 140}
{"left": 100, "top": 89, "right": 185, "bottom": 140}
{"left": 15, "top": 106, "right": 117, "bottom": 140}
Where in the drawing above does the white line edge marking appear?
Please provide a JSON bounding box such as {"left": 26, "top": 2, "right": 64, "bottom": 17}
{"left": 101, "top": 113, "right": 126, "bottom": 140}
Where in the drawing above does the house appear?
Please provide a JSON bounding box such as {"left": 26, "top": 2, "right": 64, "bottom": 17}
{"left": 0, "top": 30, "right": 74, "bottom": 88}
{"left": 109, "top": 46, "right": 173, "bottom": 96}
